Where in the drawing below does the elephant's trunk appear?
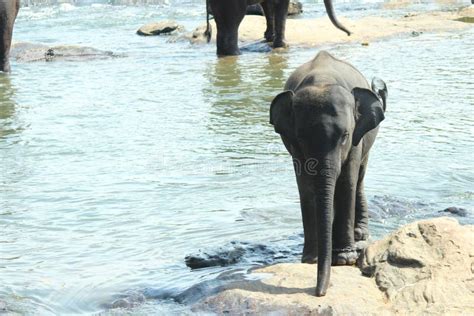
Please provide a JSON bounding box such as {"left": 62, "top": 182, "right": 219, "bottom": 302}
{"left": 323, "top": 0, "right": 351, "bottom": 36}
{"left": 315, "top": 176, "right": 335, "bottom": 296}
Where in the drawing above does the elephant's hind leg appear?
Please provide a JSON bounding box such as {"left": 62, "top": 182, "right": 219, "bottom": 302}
{"left": 355, "top": 160, "right": 370, "bottom": 241}
{"left": 261, "top": 1, "right": 275, "bottom": 42}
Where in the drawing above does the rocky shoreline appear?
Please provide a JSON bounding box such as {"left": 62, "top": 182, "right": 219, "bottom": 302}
{"left": 189, "top": 218, "right": 473, "bottom": 315}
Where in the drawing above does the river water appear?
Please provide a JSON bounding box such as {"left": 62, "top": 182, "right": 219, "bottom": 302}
{"left": 1, "top": 0, "right": 473, "bottom": 314}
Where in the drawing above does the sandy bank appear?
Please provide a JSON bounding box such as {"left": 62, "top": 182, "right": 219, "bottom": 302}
{"left": 207, "top": 6, "right": 473, "bottom": 47}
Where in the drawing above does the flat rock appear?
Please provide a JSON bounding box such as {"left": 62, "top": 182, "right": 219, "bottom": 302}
{"left": 194, "top": 218, "right": 474, "bottom": 315}
{"left": 137, "top": 20, "right": 182, "bottom": 36}
{"left": 11, "top": 42, "right": 119, "bottom": 62}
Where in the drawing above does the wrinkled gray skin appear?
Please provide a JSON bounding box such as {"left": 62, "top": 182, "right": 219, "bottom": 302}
{"left": 207, "top": 0, "right": 350, "bottom": 56}
{"left": 270, "top": 51, "right": 387, "bottom": 296}
{"left": 0, "top": 0, "right": 20, "bottom": 72}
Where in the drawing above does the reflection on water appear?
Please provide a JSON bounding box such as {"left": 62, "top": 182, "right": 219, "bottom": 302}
{"left": 0, "top": 76, "right": 19, "bottom": 138}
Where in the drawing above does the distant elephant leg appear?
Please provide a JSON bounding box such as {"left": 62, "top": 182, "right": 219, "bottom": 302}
{"left": 209, "top": 0, "right": 247, "bottom": 56}
{"left": 272, "top": 0, "right": 289, "bottom": 48}
{"left": 0, "top": 0, "right": 20, "bottom": 72}
{"left": 355, "top": 158, "right": 369, "bottom": 241}
{"left": 260, "top": 1, "right": 275, "bottom": 42}
{"left": 332, "top": 164, "right": 358, "bottom": 265}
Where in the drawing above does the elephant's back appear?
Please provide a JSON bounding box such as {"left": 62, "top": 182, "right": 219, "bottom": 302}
{"left": 285, "top": 51, "right": 370, "bottom": 92}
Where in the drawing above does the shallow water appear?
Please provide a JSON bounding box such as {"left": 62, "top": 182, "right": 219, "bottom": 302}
{"left": 1, "top": 0, "right": 473, "bottom": 314}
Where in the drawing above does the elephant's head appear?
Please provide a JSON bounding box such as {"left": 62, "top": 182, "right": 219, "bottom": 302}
{"left": 270, "top": 79, "right": 386, "bottom": 296}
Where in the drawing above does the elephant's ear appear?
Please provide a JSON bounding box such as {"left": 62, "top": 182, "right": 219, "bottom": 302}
{"left": 352, "top": 87, "right": 385, "bottom": 147}
{"left": 371, "top": 77, "right": 388, "bottom": 112}
{"left": 270, "top": 91, "right": 295, "bottom": 139}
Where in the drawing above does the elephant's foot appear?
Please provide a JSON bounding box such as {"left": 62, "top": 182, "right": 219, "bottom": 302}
{"left": 301, "top": 252, "right": 318, "bottom": 264}
{"left": 272, "top": 39, "right": 288, "bottom": 49}
{"left": 264, "top": 31, "right": 274, "bottom": 43}
{"left": 301, "top": 244, "right": 318, "bottom": 264}
{"left": 354, "top": 226, "right": 369, "bottom": 241}
{"left": 332, "top": 248, "right": 358, "bottom": 266}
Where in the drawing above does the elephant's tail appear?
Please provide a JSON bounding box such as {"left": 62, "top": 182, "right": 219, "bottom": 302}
{"left": 205, "top": 0, "right": 212, "bottom": 43}
{"left": 323, "top": 0, "right": 351, "bottom": 36}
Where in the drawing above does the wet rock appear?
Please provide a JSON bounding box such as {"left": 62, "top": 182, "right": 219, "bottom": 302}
{"left": 137, "top": 20, "right": 183, "bottom": 36}
{"left": 193, "top": 218, "right": 474, "bottom": 315}
{"left": 185, "top": 241, "right": 299, "bottom": 269}
{"left": 11, "top": 42, "right": 120, "bottom": 63}
{"left": 411, "top": 30, "right": 423, "bottom": 36}
{"left": 439, "top": 206, "right": 469, "bottom": 217}
{"left": 288, "top": 1, "right": 303, "bottom": 16}
{"left": 189, "top": 24, "right": 211, "bottom": 44}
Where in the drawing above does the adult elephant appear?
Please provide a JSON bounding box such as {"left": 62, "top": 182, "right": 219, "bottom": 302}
{"left": 206, "top": 0, "right": 351, "bottom": 56}
{"left": 270, "top": 51, "right": 387, "bottom": 296}
{"left": 0, "top": 0, "right": 20, "bottom": 72}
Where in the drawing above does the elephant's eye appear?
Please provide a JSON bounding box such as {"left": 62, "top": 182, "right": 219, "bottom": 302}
{"left": 341, "top": 132, "right": 349, "bottom": 145}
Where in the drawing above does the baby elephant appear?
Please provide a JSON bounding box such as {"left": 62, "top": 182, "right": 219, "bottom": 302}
{"left": 270, "top": 51, "right": 387, "bottom": 296}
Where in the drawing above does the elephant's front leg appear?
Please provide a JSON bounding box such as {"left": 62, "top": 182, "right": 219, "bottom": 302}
{"left": 332, "top": 164, "right": 358, "bottom": 265}
{"left": 209, "top": 0, "right": 247, "bottom": 56}
{"left": 260, "top": 1, "right": 275, "bottom": 42}
{"left": 354, "top": 159, "right": 369, "bottom": 241}
{"left": 272, "top": 0, "right": 289, "bottom": 48}
{"left": 294, "top": 158, "right": 318, "bottom": 264}
{"left": 0, "top": 0, "right": 20, "bottom": 72}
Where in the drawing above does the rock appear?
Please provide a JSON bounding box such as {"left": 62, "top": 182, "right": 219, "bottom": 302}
{"left": 359, "top": 217, "right": 474, "bottom": 314}
{"left": 411, "top": 30, "right": 423, "bottom": 36}
{"left": 189, "top": 24, "right": 211, "bottom": 44}
{"left": 185, "top": 241, "right": 299, "bottom": 269}
{"left": 11, "top": 42, "right": 120, "bottom": 62}
{"left": 193, "top": 218, "right": 474, "bottom": 315}
{"left": 288, "top": 1, "right": 303, "bottom": 16}
{"left": 440, "top": 206, "right": 469, "bottom": 217}
{"left": 194, "top": 264, "right": 386, "bottom": 315}
{"left": 137, "top": 20, "right": 183, "bottom": 36}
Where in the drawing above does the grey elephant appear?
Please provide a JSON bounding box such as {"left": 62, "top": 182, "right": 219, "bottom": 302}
{"left": 270, "top": 51, "right": 387, "bottom": 296}
{"left": 0, "top": 0, "right": 20, "bottom": 72}
{"left": 206, "top": 0, "right": 350, "bottom": 56}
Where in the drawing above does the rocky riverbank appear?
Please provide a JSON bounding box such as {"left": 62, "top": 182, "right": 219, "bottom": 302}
{"left": 192, "top": 217, "right": 474, "bottom": 315}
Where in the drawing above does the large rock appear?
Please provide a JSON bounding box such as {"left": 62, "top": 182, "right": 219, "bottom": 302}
{"left": 194, "top": 218, "right": 474, "bottom": 315}
{"left": 137, "top": 20, "right": 183, "bottom": 36}
{"left": 11, "top": 42, "right": 119, "bottom": 62}
{"left": 359, "top": 217, "right": 474, "bottom": 314}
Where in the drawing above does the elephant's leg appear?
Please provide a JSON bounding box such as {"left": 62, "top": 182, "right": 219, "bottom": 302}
{"left": 295, "top": 160, "right": 318, "bottom": 264}
{"left": 209, "top": 0, "right": 247, "bottom": 56}
{"left": 332, "top": 164, "right": 358, "bottom": 265}
{"left": 272, "top": 0, "right": 289, "bottom": 48}
{"left": 260, "top": 1, "right": 275, "bottom": 42}
{"left": 0, "top": 0, "right": 20, "bottom": 72}
{"left": 354, "top": 158, "right": 369, "bottom": 241}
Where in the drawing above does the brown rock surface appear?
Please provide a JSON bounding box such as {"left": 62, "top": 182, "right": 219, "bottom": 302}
{"left": 137, "top": 20, "right": 182, "bottom": 36}
{"left": 194, "top": 218, "right": 474, "bottom": 315}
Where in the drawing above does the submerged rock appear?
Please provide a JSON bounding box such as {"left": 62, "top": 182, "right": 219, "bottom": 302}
{"left": 185, "top": 241, "right": 299, "bottom": 269}
{"left": 193, "top": 218, "right": 474, "bottom": 315}
{"left": 11, "top": 42, "right": 120, "bottom": 62}
{"left": 137, "top": 20, "right": 183, "bottom": 36}
{"left": 440, "top": 206, "right": 469, "bottom": 217}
